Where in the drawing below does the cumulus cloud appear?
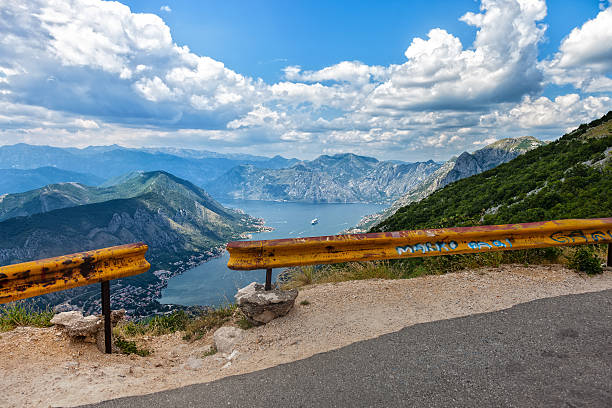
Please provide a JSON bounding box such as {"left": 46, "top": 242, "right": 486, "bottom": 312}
{"left": 541, "top": 6, "right": 612, "bottom": 92}
{"left": 0, "top": 0, "right": 263, "bottom": 129}
{"left": 227, "top": 105, "right": 286, "bottom": 129}
{"left": 480, "top": 93, "right": 611, "bottom": 129}
{"left": 160, "top": 5, "right": 171, "bottom": 13}
{"left": 0, "top": 0, "right": 610, "bottom": 161}
{"left": 363, "top": 0, "right": 547, "bottom": 113}
{"left": 284, "top": 61, "right": 389, "bottom": 85}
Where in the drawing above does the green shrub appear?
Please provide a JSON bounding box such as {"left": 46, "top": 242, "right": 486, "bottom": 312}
{"left": 182, "top": 304, "right": 237, "bottom": 341}
{"left": 0, "top": 302, "right": 54, "bottom": 332}
{"left": 203, "top": 346, "right": 217, "bottom": 357}
{"left": 114, "top": 337, "right": 150, "bottom": 356}
{"left": 117, "top": 310, "right": 191, "bottom": 337}
{"left": 568, "top": 246, "right": 603, "bottom": 275}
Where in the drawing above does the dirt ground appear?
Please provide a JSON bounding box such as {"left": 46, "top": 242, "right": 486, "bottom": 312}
{"left": 2, "top": 264, "right": 612, "bottom": 408}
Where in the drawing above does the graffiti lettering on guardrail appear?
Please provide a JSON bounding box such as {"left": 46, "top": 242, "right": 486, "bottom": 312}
{"left": 468, "top": 238, "right": 513, "bottom": 250}
{"left": 395, "top": 238, "right": 514, "bottom": 255}
{"left": 550, "top": 230, "right": 612, "bottom": 244}
{"left": 396, "top": 241, "right": 458, "bottom": 255}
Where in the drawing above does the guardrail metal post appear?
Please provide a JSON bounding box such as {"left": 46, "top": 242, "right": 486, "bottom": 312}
{"left": 100, "top": 280, "right": 112, "bottom": 354}
{"left": 608, "top": 243, "right": 612, "bottom": 267}
{"left": 265, "top": 268, "right": 272, "bottom": 291}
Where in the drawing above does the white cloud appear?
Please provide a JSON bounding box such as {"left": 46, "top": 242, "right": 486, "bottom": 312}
{"left": 473, "top": 137, "right": 497, "bottom": 146}
{"left": 0, "top": 0, "right": 263, "bottom": 128}
{"left": 160, "top": 5, "right": 172, "bottom": 13}
{"left": 541, "top": 6, "right": 612, "bottom": 92}
{"left": 73, "top": 118, "right": 100, "bottom": 129}
{"left": 0, "top": 0, "right": 610, "bottom": 161}
{"left": 227, "top": 105, "right": 286, "bottom": 129}
{"left": 284, "top": 61, "right": 388, "bottom": 85}
{"left": 423, "top": 133, "right": 465, "bottom": 148}
{"left": 480, "top": 93, "right": 611, "bottom": 129}
{"left": 363, "top": 0, "right": 547, "bottom": 113}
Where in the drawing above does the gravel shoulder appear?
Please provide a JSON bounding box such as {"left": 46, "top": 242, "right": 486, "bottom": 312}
{"left": 1, "top": 264, "right": 612, "bottom": 407}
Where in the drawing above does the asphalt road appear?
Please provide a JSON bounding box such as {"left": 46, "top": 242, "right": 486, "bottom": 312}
{"left": 84, "top": 289, "right": 612, "bottom": 408}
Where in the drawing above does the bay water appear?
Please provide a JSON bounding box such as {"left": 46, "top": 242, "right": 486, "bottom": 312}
{"left": 159, "top": 200, "right": 386, "bottom": 307}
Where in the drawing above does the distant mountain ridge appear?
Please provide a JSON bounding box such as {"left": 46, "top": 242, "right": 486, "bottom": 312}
{"left": 0, "top": 144, "right": 297, "bottom": 193}
{"left": 0, "top": 167, "right": 103, "bottom": 195}
{"left": 374, "top": 112, "right": 612, "bottom": 233}
{"left": 206, "top": 153, "right": 442, "bottom": 203}
{"left": 353, "top": 136, "right": 546, "bottom": 231}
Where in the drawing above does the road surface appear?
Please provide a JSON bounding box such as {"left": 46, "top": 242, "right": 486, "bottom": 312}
{"left": 83, "top": 289, "right": 612, "bottom": 407}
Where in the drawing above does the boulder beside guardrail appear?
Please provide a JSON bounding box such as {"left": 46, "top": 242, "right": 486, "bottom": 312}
{"left": 0, "top": 242, "right": 150, "bottom": 353}
{"left": 227, "top": 218, "right": 612, "bottom": 289}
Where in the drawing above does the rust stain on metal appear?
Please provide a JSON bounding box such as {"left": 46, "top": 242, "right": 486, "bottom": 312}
{"left": 227, "top": 218, "right": 612, "bottom": 270}
{"left": 0, "top": 243, "right": 150, "bottom": 304}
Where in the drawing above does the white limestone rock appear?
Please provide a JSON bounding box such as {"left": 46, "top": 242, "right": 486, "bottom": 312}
{"left": 184, "top": 357, "right": 204, "bottom": 370}
{"left": 51, "top": 311, "right": 102, "bottom": 339}
{"left": 213, "top": 326, "right": 245, "bottom": 354}
{"left": 51, "top": 309, "right": 126, "bottom": 353}
{"left": 235, "top": 282, "right": 298, "bottom": 325}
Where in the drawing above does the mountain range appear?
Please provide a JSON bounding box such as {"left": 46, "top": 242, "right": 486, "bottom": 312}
{"left": 0, "top": 139, "right": 542, "bottom": 206}
{"left": 0, "top": 167, "right": 103, "bottom": 195}
{"left": 353, "top": 136, "right": 546, "bottom": 231}
{"left": 0, "top": 144, "right": 298, "bottom": 193}
{"left": 206, "top": 154, "right": 442, "bottom": 203}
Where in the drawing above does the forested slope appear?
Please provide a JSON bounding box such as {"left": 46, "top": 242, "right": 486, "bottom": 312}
{"left": 374, "top": 112, "right": 612, "bottom": 232}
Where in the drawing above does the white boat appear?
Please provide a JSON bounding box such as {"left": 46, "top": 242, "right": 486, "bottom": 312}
{"left": 311, "top": 218, "right": 319, "bottom": 225}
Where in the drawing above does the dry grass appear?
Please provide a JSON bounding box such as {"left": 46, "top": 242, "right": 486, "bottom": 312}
{"left": 0, "top": 302, "right": 54, "bottom": 332}
{"left": 115, "top": 304, "right": 253, "bottom": 342}
{"left": 281, "top": 246, "right": 607, "bottom": 290}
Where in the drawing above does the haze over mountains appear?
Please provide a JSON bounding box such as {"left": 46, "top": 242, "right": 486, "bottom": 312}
{"left": 0, "top": 144, "right": 298, "bottom": 193}
{"left": 0, "top": 137, "right": 543, "bottom": 205}
{"left": 0, "top": 167, "right": 103, "bottom": 195}
{"left": 207, "top": 137, "right": 545, "bottom": 204}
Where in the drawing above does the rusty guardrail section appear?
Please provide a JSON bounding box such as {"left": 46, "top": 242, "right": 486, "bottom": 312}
{"left": 227, "top": 218, "right": 612, "bottom": 288}
{"left": 0, "top": 242, "right": 150, "bottom": 353}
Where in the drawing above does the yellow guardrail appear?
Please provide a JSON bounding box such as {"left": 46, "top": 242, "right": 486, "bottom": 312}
{"left": 227, "top": 218, "right": 612, "bottom": 272}
{"left": 0, "top": 242, "right": 150, "bottom": 353}
{"left": 0, "top": 242, "right": 150, "bottom": 304}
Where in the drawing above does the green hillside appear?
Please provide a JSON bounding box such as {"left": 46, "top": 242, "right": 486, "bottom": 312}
{"left": 374, "top": 112, "right": 612, "bottom": 233}
{"left": 0, "top": 171, "right": 260, "bottom": 267}
{"left": 0, "top": 171, "right": 264, "bottom": 315}
{"left": 0, "top": 170, "right": 232, "bottom": 222}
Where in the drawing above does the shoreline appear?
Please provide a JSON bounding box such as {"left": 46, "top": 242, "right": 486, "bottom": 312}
{"left": 135, "top": 222, "right": 275, "bottom": 318}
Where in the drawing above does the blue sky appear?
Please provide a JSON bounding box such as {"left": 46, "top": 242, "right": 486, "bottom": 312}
{"left": 0, "top": 0, "right": 610, "bottom": 161}
{"left": 123, "top": 0, "right": 601, "bottom": 83}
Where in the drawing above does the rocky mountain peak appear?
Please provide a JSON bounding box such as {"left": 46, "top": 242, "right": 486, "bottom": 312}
{"left": 354, "top": 135, "right": 545, "bottom": 231}
{"left": 483, "top": 136, "right": 544, "bottom": 153}
{"left": 207, "top": 153, "right": 441, "bottom": 203}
